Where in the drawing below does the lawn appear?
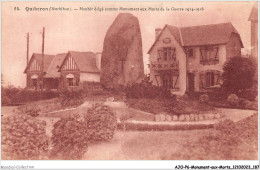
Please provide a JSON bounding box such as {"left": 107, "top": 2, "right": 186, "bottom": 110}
{"left": 84, "top": 113, "right": 258, "bottom": 160}
{"left": 1, "top": 105, "right": 257, "bottom": 160}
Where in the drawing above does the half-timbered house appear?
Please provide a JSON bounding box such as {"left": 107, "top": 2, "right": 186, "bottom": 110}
{"left": 24, "top": 53, "right": 56, "bottom": 90}
{"left": 58, "top": 51, "right": 101, "bottom": 88}
{"left": 148, "top": 22, "right": 243, "bottom": 95}
{"left": 24, "top": 51, "right": 101, "bottom": 90}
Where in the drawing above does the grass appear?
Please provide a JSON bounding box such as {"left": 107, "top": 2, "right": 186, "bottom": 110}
{"left": 209, "top": 99, "right": 258, "bottom": 111}
{"left": 84, "top": 113, "right": 258, "bottom": 160}
{"left": 2, "top": 97, "right": 257, "bottom": 160}
{"left": 16, "top": 98, "right": 64, "bottom": 115}
{"left": 126, "top": 98, "right": 216, "bottom": 116}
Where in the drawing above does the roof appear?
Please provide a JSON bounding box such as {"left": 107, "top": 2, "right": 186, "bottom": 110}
{"left": 180, "top": 22, "right": 242, "bottom": 47}
{"left": 148, "top": 22, "right": 243, "bottom": 53}
{"left": 24, "top": 53, "right": 55, "bottom": 73}
{"left": 59, "top": 51, "right": 100, "bottom": 73}
{"left": 45, "top": 53, "right": 67, "bottom": 78}
{"left": 248, "top": 2, "right": 258, "bottom": 21}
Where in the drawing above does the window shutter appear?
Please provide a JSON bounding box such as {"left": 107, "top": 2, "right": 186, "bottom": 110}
{"left": 214, "top": 71, "right": 221, "bottom": 85}
{"left": 214, "top": 47, "right": 219, "bottom": 61}
{"left": 171, "top": 48, "right": 176, "bottom": 60}
{"left": 200, "top": 48, "right": 206, "bottom": 61}
{"left": 173, "top": 75, "right": 179, "bottom": 89}
{"left": 199, "top": 73, "right": 205, "bottom": 89}
{"left": 157, "top": 47, "right": 163, "bottom": 61}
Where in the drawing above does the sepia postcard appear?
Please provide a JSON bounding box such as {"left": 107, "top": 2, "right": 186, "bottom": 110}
{"left": 1, "top": 1, "right": 259, "bottom": 169}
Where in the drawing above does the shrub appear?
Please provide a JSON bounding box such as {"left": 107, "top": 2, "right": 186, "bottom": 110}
{"left": 1, "top": 87, "right": 58, "bottom": 105}
{"left": 1, "top": 115, "right": 49, "bottom": 160}
{"left": 1, "top": 96, "right": 11, "bottom": 106}
{"left": 85, "top": 103, "right": 117, "bottom": 142}
{"left": 199, "top": 94, "right": 209, "bottom": 104}
{"left": 51, "top": 118, "right": 88, "bottom": 160}
{"left": 237, "top": 85, "right": 258, "bottom": 101}
{"left": 227, "top": 94, "right": 239, "bottom": 106}
{"left": 24, "top": 106, "right": 41, "bottom": 117}
{"left": 222, "top": 56, "right": 257, "bottom": 94}
{"left": 50, "top": 103, "right": 117, "bottom": 160}
{"left": 60, "top": 89, "right": 84, "bottom": 107}
{"left": 214, "top": 119, "right": 237, "bottom": 134}
{"left": 125, "top": 76, "right": 172, "bottom": 99}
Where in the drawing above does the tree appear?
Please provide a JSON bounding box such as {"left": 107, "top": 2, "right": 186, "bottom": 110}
{"left": 222, "top": 56, "right": 257, "bottom": 94}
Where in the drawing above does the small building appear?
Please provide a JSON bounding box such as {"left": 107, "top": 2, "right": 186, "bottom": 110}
{"left": 58, "top": 51, "right": 101, "bottom": 88}
{"left": 24, "top": 51, "right": 101, "bottom": 90}
{"left": 148, "top": 22, "right": 243, "bottom": 95}
{"left": 24, "top": 53, "right": 57, "bottom": 90}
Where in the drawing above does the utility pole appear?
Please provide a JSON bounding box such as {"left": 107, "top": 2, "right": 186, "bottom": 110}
{"left": 26, "top": 33, "right": 29, "bottom": 66}
{"left": 41, "top": 27, "right": 45, "bottom": 96}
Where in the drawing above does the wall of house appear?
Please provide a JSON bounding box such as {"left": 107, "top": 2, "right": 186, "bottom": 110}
{"left": 226, "top": 33, "right": 242, "bottom": 60}
{"left": 80, "top": 72, "right": 100, "bottom": 82}
{"left": 60, "top": 71, "right": 80, "bottom": 88}
{"left": 186, "top": 45, "right": 226, "bottom": 91}
{"left": 149, "top": 27, "right": 186, "bottom": 95}
{"left": 26, "top": 72, "right": 41, "bottom": 90}
{"left": 44, "top": 78, "right": 59, "bottom": 90}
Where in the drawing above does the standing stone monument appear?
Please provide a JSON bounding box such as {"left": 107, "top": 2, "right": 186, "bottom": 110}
{"left": 100, "top": 13, "right": 144, "bottom": 89}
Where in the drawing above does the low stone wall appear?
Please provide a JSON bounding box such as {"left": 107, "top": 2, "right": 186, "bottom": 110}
{"left": 154, "top": 113, "right": 223, "bottom": 122}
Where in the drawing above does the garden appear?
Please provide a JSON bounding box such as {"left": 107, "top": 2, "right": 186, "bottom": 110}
{"left": 1, "top": 56, "right": 258, "bottom": 160}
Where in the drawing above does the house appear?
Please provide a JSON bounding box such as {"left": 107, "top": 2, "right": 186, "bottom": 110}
{"left": 148, "top": 22, "right": 243, "bottom": 95}
{"left": 24, "top": 53, "right": 57, "bottom": 90}
{"left": 24, "top": 51, "right": 101, "bottom": 90}
{"left": 58, "top": 51, "right": 101, "bottom": 88}
{"left": 248, "top": 2, "right": 258, "bottom": 60}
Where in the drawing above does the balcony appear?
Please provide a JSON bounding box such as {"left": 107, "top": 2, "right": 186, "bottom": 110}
{"left": 200, "top": 59, "right": 219, "bottom": 65}
{"left": 148, "top": 60, "right": 179, "bottom": 71}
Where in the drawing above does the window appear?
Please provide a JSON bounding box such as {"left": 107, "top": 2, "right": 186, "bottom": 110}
{"left": 206, "top": 72, "right": 215, "bottom": 87}
{"left": 158, "top": 47, "right": 176, "bottom": 61}
{"left": 200, "top": 71, "right": 221, "bottom": 89}
{"left": 187, "top": 49, "right": 193, "bottom": 57}
{"left": 200, "top": 46, "right": 219, "bottom": 64}
{"left": 67, "top": 78, "right": 73, "bottom": 86}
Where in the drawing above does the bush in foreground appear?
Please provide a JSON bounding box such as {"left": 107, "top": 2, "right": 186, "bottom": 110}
{"left": 86, "top": 103, "right": 117, "bottom": 142}
{"left": 50, "top": 118, "right": 89, "bottom": 160}
{"left": 51, "top": 103, "right": 117, "bottom": 159}
{"left": 1, "top": 115, "right": 49, "bottom": 160}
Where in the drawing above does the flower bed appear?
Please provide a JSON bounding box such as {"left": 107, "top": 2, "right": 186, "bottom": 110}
{"left": 117, "top": 122, "right": 213, "bottom": 131}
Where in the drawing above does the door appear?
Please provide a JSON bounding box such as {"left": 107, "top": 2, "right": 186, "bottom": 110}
{"left": 188, "top": 73, "right": 195, "bottom": 92}
{"left": 32, "top": 79, "right": 38, "bottom": 91}
{"left": 162, "top": 73, "right": 172, "bottom": 89}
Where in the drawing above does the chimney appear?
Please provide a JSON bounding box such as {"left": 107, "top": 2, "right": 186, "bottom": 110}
{"left": 155, "top": 28, "right": 162, "bottom": 40}
{"left": 96, "top": 52, "right": 102, "bottom": 70}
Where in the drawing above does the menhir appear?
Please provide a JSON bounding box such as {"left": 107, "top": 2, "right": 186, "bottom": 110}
{"left": 100, "top": 13, "right": 144, "bottom": 89}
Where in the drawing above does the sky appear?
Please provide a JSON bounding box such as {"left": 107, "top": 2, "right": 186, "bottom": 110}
{"left": 1, "top": 1, "right": 256, "bottom": 87}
